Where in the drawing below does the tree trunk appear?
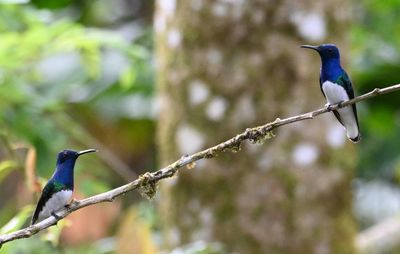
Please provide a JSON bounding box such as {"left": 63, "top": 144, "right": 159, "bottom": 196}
{"left": 155, "top": 1, "right": 356, "bottom": 253}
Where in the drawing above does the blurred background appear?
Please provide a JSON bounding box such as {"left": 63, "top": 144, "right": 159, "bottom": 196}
{"left": 0, "top": 0, "right": 399, "bottom": 253}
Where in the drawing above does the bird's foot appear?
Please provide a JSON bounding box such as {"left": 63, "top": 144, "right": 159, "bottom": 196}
{"left": 51, "top": 211, "right": 61, "bottom": 220}
{"left": 325, "top": 103, "right": 333, "bottom": 112}
{"left": 51, "top": 212, "right": 61, "bottom": 224}
{"left": 337, "top": 100, "right": 345, "bottom": 108}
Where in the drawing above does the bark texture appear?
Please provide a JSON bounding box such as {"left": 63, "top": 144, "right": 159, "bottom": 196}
{"left": 155, "top": 0, "right": 356, "bottom": 253}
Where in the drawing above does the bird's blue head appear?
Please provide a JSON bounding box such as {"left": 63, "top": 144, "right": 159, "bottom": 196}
{"left": 301, "top": 44, "right": 343, "bottom": 81}
{"left": 301, "top": 44, "right": 341, "bottom": 62}
{"left": 53, "top": 149, "right": 97, "bottom": 187}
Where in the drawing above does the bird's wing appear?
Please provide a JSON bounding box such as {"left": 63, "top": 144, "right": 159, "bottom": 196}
{"left": 31, "top": 181, "right": 66, "bottom": 225}
{"left": 319, "top": 76, "right": 326, "bottom": 99}
{"left": 337, "top": 71, "right": 360, "bottom": 126}
{"left": 332, "top": 110, "right": 344, "bottom": 126}
{"left": 338, "top": 71, "right": 355, "bottom": 99}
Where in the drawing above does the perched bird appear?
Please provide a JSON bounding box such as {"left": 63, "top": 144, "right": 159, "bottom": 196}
{"left": 31, "top": 149, "right": 97, "bottom": 225}
{"left": 301, "top": 44, "right": 361, "bottom": 142}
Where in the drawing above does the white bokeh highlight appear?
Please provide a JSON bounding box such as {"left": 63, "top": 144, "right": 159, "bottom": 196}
{"left": 168, "top": 28, "right": 182, "bottom": 49}
{"left": 189, "top": 80, "right": 210, "bottom": 105}
{"left": 291, "top": 11, "right": 326, "bottom": 41}
{"left": 233, "top": 94, "right": 255, "bottom": 124}
{"left": 159, "top": 0, "right": 176, "bottom": 18}
{"left": 176, "top": 124, "right": 205, "bottom": 154}
{"left": 212, "top": 2, "right": 228, "bottom": 17}
{"left": 292, "top": 143, "right": 319, "bottom": 167}
{"left": 206, "top": 96, "right": 228, "bottom": 121}
{"left": 326, "top": 124, "right": 346, "bottom": 148}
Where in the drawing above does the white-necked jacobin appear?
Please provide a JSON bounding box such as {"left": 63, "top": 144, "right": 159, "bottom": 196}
{"left": 31, "top": 149, "right": 97, "bottom": 225}
{"left": 301, "top": 44, "right": 361, "bottom": 143}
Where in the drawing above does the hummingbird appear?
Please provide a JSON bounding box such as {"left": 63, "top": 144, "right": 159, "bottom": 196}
{"left": 301, "top": 44, "right": 361, "bottom": 142}
{"left": 31, "top": 149, "right": 97, "bottom": 225}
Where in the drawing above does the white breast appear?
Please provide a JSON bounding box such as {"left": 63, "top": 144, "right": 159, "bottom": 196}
{"left": 322, "top": 81, "right": 359, "bottom": 140}
{"left": 322, "top": 81, "right": 349, "bottom": 104}
{"left": 38, "top": 190, "right": 72, "bottom": 222}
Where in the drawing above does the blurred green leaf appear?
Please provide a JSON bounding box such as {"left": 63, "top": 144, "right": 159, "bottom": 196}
{"left": 120, "top": 67, "right": 137, "bottom": 90}
{"left": 363, "top": 108, "right": 396, "bottom": 137}
{"left": 0, "top": 205, "right": 33, "bottom": 234}
{"left": 0, "top": 160, "right": 18, "bottom": 183}
{"left": 31, "top": 0, "right": 70, "bottom": 9}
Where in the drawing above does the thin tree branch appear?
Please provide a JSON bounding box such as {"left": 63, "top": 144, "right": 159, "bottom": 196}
{"left": 1, "top": 84, "right": 399, "bottom": 247}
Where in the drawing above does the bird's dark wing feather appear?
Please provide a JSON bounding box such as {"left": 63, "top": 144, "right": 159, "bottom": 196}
{"left": 319, "top": 76, "right": 326, "bottom": 99}
{"left": 31, "top": 180, "right": 67, "bottom": 225}
{"left": 332, "top": 110, "right": 344, "bottom": 126}
{"left": 336, "top": 71, "right": 360, "bottom": 127}
{"left": 337, "top": 71, "right": 355, "bottom": 99}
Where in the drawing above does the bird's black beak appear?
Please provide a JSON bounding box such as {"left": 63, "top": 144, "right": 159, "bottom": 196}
{"left": 77, "top": 149, "right": 97, "bottom": 156}
{"left": 300, "top": 45, "right": 320, "bottom": 52}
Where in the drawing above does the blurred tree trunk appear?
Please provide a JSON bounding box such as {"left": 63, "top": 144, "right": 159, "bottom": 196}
{"left": 155, "top": 1, "right": 356, "bottom": 253}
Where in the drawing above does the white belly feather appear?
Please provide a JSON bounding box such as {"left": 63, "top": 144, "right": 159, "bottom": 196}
{"left": 38, "top": 190, "right": 72, "bottom": 221}
{"left": 322, "top": 81, "right": 359, "bottom": 140}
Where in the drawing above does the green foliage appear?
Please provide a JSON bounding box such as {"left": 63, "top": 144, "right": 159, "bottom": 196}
{"left": 352, "top": 1, "right": 400, "bottom": 180}
{"left": 31, "top": 0, "right": 72, "bottom": 10}
{"left": 0, "top": 3, "right": 153, "bottom": 169}
{"left": 0, "top": 0, "right": 154, "bottom": 251}
{"left": 352, "top": 1, "right": 400, "bottom": 68}
{"left": 0, "top": 206, "right": 32, "bottom": 234}
{"left": 0, "top": 160, "right": 17, "bottom": 183}
{"left": 0, "top": 238, "right": 58, "bottom": 254}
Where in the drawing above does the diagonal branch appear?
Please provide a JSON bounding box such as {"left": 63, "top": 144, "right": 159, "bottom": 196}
{"left": 1, "top": 84, "right": 399, "bottom": 247}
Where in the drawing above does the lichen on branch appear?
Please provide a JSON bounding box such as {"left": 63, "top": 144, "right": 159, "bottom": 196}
{"left": 0, "top": 84, "right": 399, "bottom": 247}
